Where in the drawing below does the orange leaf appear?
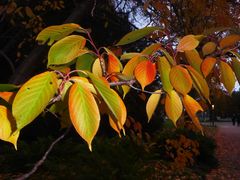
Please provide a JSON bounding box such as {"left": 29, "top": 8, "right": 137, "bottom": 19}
{"left": 201, "top": 57, "right": 217, "bottom": 77}
{"left": 220, "top": 35, "right": 240, "bottom": 49}
{"left": 134, "top": 61, "right": 156, "bottom": 90}
{"left": 183, "top": 95, "right": 203, "bottom": 133}
{"left": 202, "top": 42, "right": 217, "bottom": 56}
{"left": 0, "top": 92, "right": 16, "bottom": 104}
{"left": 170, "top": 65, "right": 192, "bottom": 95}
{"left": 165, "top": 90, "right": 183, "bottom": 126}
{"left": 185, "top": 49, "right": 202, "bottom": 73}
{"left": 69, "top": 83, "right": 100, "bottom": 151}
{"left": 219, "top": 61, "right": 236, "bottom": 95}
{"left": 177, "top": 35, "right": 199, "bottom": 52}
{"left": 107, "top": 54, "right": 122, "bottom": 81}
{"left": 146, "top": 90, "right": 161, "bottom": 122}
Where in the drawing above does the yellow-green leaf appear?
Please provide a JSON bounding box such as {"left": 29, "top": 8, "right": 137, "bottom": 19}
{"left": 70, "top": 76, "right": 97, "bottom": 94}
{"left": 92, "top": 58, "right": 103, "bottom": 77}
{"left": 134, "top": 61, "right": 156, "bottom": 90}
{"left": 177, "top": 35, "right": 199, "bottom": 52}
{"left": 12, "top": 72, "right": 58, "bottom": 130}
{"left": 157, "top": 56, "right": 173, "bottom": 93}
{"left": 76, "top": 53, "right": 96, "bottom": 77}
{"left": 183, "top": 95, "right": 203, "bottom": 133}
{"left": 0, "top": 84, "right": 20, "bottom": 92}
{"left": 232, "top": 58, "right": 240, "bottom": 83}
{"left": 146, "top": 90, "right": 161, "bottom": 122}
{"left": 201, "top": 57, "right": 217, "bottom": 77}
{"left": 0, "top": 105, "right": 19, "bottom": 149}
{"left": 185, "top": 49, "right": 202, "bottom": 73}
{"left": 116, "top": 27, "right": 161, "bottom": 46}
{"left": 186, "top": 66, "right": 210, "bottom": 101}
{"left": 48, "top": 35, "right": 87, "bottom": 66}
{"left": 220, "top": 34, "right": 240, "bottom": 49}
{"left": 69, "top": 83, "right": 100, "bottom": 151}
{"left": 219, "top": 61, "right": 236, "bottom": 95}
{"left": 36, "top": 23, "right": 84, "bottom": 45}
{"left": 120, "top": 53, "right": 141, "bottom": 60}
{"left": 165, "top": 90, "right": 183, "bottom": 126}
{"left": 170, "top": 65, "right": 192, "bottom": 95}
{"left": 202, "top": 42, "right": 217, "bottom": 56}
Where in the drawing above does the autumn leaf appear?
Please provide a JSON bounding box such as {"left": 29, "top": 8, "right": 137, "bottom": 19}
{"left": 70, "top": 76, "right": 97, "bottom": 94}
{"left": 116, "top": 27, "right": 161, "bottom": 46}
{"left": 219, "top": 61, "right": 236, "bottom": 95}
{"left": 165, "top": 90, "right": 183, "bottom": 126}
{"left": 134, "top": 60, "right": 156, "bottom": 90}
{"left": 0, "top": 105, "right": 19, "bottom": 149}
{"left": 48, "top": 35, "right": 87, "bottom": 66}
{"left": 157, "top": 56, "right": 173, "bottom": 93}
{"left": 36, "top": 23, "right": 84, "bottom": 45}
{"left": 69, "top": 83, "right": 100, "bottom": 151}
{"left": 12, "top": 72, "right": 58, "bottom": 130}
{"left": 183, "top": 95, "right": 203, "bottom": 133}
{"left": 177, "top": 35, "right": 199, "bottom": 52}
{"left": 232, "top": 58, "right": 240, "bottom": 84}
{"left": 0, "top": 84, "right": 20, "bottom": 92}
{"left": 92, "top": 58, "right": 103, "bottom": 77}
{"left": 146, "top": 90, "right": 161, "bottom": 122}
{"left": 169, "top": 65, "right": 192, "bottom": 95}
{"left": 185, "top": 49, "right": 202, "bottom": 73}
{"left": 201, "top": 57, "right": 217, "bottom": 77}
{"left": 202, "top": 42, "right": 217, "bottom": 56}
{"left": 120, "top": 53, "right": 142, "bottom": 60}
{"left": 76, "top": 53, "right": 96, "bottom": 77}
{"left": 220, "top": 34, "right": 240, "bottom": 49}
{"left": 0, "top": 92, "right": 16, "bottom": 104}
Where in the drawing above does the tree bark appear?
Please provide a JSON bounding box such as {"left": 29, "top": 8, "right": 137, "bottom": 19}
{"left": 9, "top": 0, "right": 93, "bottom": 84}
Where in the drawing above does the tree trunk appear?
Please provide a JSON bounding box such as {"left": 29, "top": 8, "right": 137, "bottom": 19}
{"left": 9, "top": 0, "right": 93, "bottom": 84}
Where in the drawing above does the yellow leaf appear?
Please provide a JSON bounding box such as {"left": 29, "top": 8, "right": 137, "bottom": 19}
{"left": 169, "top": 65, "right": 192, "bottom": 95}
{"left": 70, "top": 76, "right": 97, "bottom": 94}
{"left": 220, "top": 35, "right": 240, "bottom": 49}
{"left": 0, "top": 105, "right": 19, "bottom": 149}
{"left": 92, "top": 58, "right": 103, "bottom": 77}
{"left": 157, "top": 57, "right": 173, "bottom": 93}
{"left": 201, "top": 57, "right": 217, "bottom": 77}
{"left": 165, "top": 90, "right": 183, "bottom": 126}
{"left": 219, "top": 61, "right": 236, "bottom": 95}
{"left": 134, "top": 61, "right": 156, "bottom": 90}
{"left": 232, "top": 58, "right": 240, "bottom": 84}
{"left": 183, "top": 95, "right": 203, "bottom": 134}
{"left": 177, "top": 35, "right": 199, "bottom": 52}
{"left": 185, "top": 49, "right": 202, "bottom": 73}
{"left": 202, "top": 42, "right": 217, "bottom": 56}
{"left": 146, "top": 90, "right": 162, "bottom": 122}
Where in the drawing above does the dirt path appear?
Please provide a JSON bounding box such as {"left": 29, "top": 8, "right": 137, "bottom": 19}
{"left": 206, "top": 123, "right": 240, "bottom": 180}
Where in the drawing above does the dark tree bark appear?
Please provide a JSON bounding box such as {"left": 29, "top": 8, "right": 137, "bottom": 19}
{"left": 9, "top": 0, "right": 93, "bottom": 84}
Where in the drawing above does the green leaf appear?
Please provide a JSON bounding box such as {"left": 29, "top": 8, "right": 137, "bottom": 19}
{"left": 12, "top": 72, "right": 58, "bottom": 130}
{"left": 185, "top": 49, "right": 202, "bottom": 74}
{"left": 219, "top": 61, "right": 236, "bottom": 95}
{"left": 76, "top": 54, "right": 96, "bottom": 77}
{"left": 232, "top": 58, "right": 240, "bottom": 84}
{"left": 146, "top": 90, "right": 161, "bottom": 122}
{"left": 88, "top": 73, "right": 122, "bottom": 121}
{"left": 69, "top": 83, "right": 100, "bottom": 151}
{"left": 0, "top": 84, "right": 20, "bottom": 92}
{"left": 36, "top": 23, "right": 84, "bottom": 45}
{"left": 170, "top": 65, "right": 192, "bottom": 95}
{"left": 48, "top": 35, "right": 87, "bottom": 67}
{"left": 116, "top": 27, "right": 161, "bottom": 46}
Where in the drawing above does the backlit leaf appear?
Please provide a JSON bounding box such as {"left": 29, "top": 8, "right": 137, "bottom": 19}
{"left": 177, "top": 35, "right": 199, "bottom": 52}
{"left": 88, "top": 73, "right": 122, "bottom": 121}
{"left": 116, "top": 27, "right": 161, "bottom": 46}
{"left": 202, "top": 42, "right": 217, "bottom": 56}
{"left": 157, "top": 57, "right": 173, "bottom": 93}
{"left": 165, "top": 90, "right": 183, "bottom": 126}
{"left": 201, "top": 57, "right": 217, "bottom": 77}
{"left": 0, "top": 92, "right": 16, "bottom": 104}
{"left": 36, "top": 23, "right": 83, "bottom": 45}
{"left": 134, "top": 61, "right": 156, "bottom": 90}
{"left": 185, "top": 49, "right": 202, "bottom": 73}
{"left": 232, "top": 58, "right": 240, "bottom": 83}
{"left": 70, "top": 76, "right": 97, "bottom": 94}
{"left": 170, "top": 65, "right": 192, "bottom": 95}
{"left": 12, "top": 72, "right": 58, "bottom": 130}
{"left": 142, "top": 43, "right": 161, "bottom": 54}
{"left": 120, "top": 53, "right": 141, "bottom": 60}
{"left": 159, "top": 48, "right": 175, "bottom": 65}
{"left": 76, "top": 53, "right": 96, "bottom": 77}
{"left": 0, "top": 105, "right": 19, "bottom": 149}
{"left": 220, "top": 34, "right": 240, "bottom": 49}
{"left": 92, "top": 58, "right": 103, "bottom": 77}
{"left": 219, "top": 61, "right": 236, "bottom": 95}
{"left": 146, "top": 90, "right": 161, "bottom": 122}
{"left": 186, "top": 66, "right": 210, "bottom": 101}
{"left": 183, "top": 95, "right": 203, "bottom": 133}
{"left": 48, "top": 35, "right": 87, "bottom": 66}
{"left": 69, "top": 83, "right": 100, "bottom": 151}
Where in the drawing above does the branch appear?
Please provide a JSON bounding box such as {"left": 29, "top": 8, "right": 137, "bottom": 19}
{"left": 14, "top": 127, "right": 71, "bottom": 180}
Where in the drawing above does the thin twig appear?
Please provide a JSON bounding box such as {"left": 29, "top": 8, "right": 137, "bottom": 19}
{"left": 14, "top": 127, "right": 71, "bottom": 180}
{"left": 91, "top": 0, "right": 97, "bottom": 17}
{"left": 0, "top": 50, "right": 15, "bottom": 73}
